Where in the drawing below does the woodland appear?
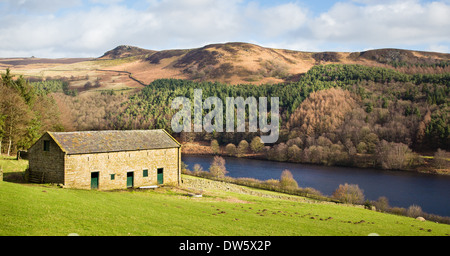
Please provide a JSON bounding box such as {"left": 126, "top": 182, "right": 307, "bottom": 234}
{"left": 1, "top": 63, "right": 449, "bottom": 171}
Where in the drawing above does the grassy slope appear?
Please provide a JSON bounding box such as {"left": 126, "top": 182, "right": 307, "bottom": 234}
{"left": 1, "top": 177, "right": 449, "bottom": 236}
{"left": 1, "top": 157, "right": 449, "bottom": 236}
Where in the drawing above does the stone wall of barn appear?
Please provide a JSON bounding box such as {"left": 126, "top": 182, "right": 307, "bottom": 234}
{"left": 28, "top": 133, "right": 65, "bottom": 184}
{"left": 64, "top": 147, "right": 181, "bottom": 190}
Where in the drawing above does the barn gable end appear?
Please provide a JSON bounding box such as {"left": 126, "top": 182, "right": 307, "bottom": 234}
{"left": 28, "top": 132, "right": 66, "bottom": 184}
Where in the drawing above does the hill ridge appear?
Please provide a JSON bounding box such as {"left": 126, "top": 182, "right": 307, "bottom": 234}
{"left": 99, "top": 45, "right": 155, "bottom": 59}
{"left": 2, "top": 42, "right": 449, "bottom": 87}
{"left": 111, "top": 42, "right": 449, "bottom": 84}
{"left": 101, "top": 42, "right": 450, "bottom": 59}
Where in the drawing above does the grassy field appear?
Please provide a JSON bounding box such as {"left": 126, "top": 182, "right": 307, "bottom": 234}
{"left": 0, "top": 156, "right": 28, "bottom": 183}
{"left": 0, "top": 157, "right": 449, "bottom": 236}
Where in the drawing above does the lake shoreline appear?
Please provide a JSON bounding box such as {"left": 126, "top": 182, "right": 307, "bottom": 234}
{"left": 181, "top": 144, "right": 450, "bottom": 176}
{"left": 182, "top": 154, "right": 450, "bottom": 218}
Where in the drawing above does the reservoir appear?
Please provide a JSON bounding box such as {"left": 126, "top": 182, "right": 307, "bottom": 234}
{"left": 182, "top": 155, "right": 450, "bottom": 217}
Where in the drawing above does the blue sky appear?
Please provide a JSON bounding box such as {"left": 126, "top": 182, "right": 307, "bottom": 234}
{"left": 0, "top": 0, "right": 449, "bottom": 57}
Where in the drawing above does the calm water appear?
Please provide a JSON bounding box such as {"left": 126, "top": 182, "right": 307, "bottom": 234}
{"left": 182, "top": 155, "right": 450, "bottom": 217}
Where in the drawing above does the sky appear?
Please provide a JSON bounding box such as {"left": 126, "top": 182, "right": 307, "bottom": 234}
{"left": 0, "top": 0, "right": 449, "bottom": 58}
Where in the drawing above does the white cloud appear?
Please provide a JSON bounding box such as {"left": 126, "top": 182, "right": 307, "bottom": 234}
{"left": 89, "top": 0, "right": 124, "bottom": 4}
{"left": 1, "top": 0, "right": 82, "bottom": 13}
{"left": 0, "top": 0, "right": 449, "bottom": 57}
{"left": 306, "top": 0, "right": 450, "bottom": 49}
{"left": 427, "top": 44, "right": 449, "bottom": 53}
{"left": 244, "top": 2, "right": 308, "bottom": 38}
{"left": 146, "top": 0, "right": 245, "bottom": 45}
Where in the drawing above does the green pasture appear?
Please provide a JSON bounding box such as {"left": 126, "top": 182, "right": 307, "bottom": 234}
{"left": 0, "top": 157, "right": 448, "bottom": 236}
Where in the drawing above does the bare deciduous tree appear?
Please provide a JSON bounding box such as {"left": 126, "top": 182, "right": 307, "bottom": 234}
{"left": 433, "top": 149, "right": 449, "bottom": 169}
{"left": 280, "top": 170, "right": 298, "bottom": 189}
{"left": 332, "top": 183, "right": 365, "bottom": 204}
{"left": 209, "top": 156, "right": 228, "bottom": 178}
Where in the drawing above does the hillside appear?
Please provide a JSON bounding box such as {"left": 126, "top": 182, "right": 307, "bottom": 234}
{"left": 2, "top": 42, "right": 449, "bottom": 89}
{"left": 101, "top": 42, "right": 450, "bottom": 85}
{"left": 99, "top": 45, "right": 155, "bottom": 59}
{"left": 1, "top": 173, "right": 449, "bottom": 236}
{"left": 1, "top": 42, "right": 449, "bottom": 169}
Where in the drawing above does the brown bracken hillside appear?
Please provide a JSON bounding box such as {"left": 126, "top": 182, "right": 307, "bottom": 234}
{"left": 99, "top": 42, "right": 450, "bottom": 85}
{"left": 1, "top": 42, "right": 449, "bottom": 88}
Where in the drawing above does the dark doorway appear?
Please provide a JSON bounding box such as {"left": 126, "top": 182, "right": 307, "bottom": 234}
{"left": 127, "top": 172, "right": 134, "bottom": 188}
{"left": 157, "top": 168, "right": 164, "bottom": 185}
{"left": 91, "top": 172, "right": 99, "bottom": 189}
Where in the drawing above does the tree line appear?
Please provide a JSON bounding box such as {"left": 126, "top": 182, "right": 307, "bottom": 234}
{"left": 114, "top": 64, "right": 449, "bottom": 150}
{"left": 0, "top": 69, "right": 63, "bottom": 155}
{"left": 107, "top": 64, "right": 448, "bottom": 170}
{"left": 1, "top": 63, "right": 448, "bottom": 171}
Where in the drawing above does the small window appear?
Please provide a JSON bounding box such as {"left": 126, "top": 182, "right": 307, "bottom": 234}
{"left": 110, "top": 174, "right": 115, "bottom": 180}
{"left": 143, "top": 169, "right": 148, "bottom": 177}
{"left": 43, "top": 140, "right": 50, "bottom": 151}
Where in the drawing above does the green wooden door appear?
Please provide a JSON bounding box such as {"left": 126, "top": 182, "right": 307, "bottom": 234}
{"left": 91, "top": 172, "right": 99, "bottom": 189}
{"left": 157, "top": 168, "right": 164, "bottom": 185}
{"left": 127, "top": 172, "right": 134, "bottom": 188}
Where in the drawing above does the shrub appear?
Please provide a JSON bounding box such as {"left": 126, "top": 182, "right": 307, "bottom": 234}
{"left": 83, "top": 81, "right": 93, "bottom": 89}
{"left": 274, "top": 143, "right": 289, "bottom": 161}
{"left": 308, "top": 145, "right": 325, "bottom": 164}
{"left": 389, "top": 207, "right": 406, "bottom": 216}
{"left": 237, "top": 140, "right": 249, "bottom": 157}
{"left": 225, "top": 143, "right": 237, "bottom": 156}
{"left": 193, "top": 164, "right": 204, "bottom": 173}
{"left": 235, "top": 177, "right": 261, "bottom": 186}
{"left": 406, "top": 204, "right": 423, "bottom": 218}
{"left": 364, "top": 200, "right": 373, "bottom": 210}
{"left": 376, "top": 140, "right": 415, "bottom": 170}
{"left": 287, "top": 145, "right": 301, "bottom": 162}
{"left": 332, "top": 183, "right": 365, "bottom": 204}
{"left": 299, "top": 187, "right": 323, "bottom": 197}
{"left": 356, "top": 142, "right": 368, "bottom": 154}
{"left": 433, "top": 149, "right": 449, "bottom": 169}
{"left": 372, "top": 196, "right": 390, "bottom": 212}
{"left": 210, "top": 140, "right": 220, "bottom": 155}
{"left": 280, "top": 170, "right": 298, "bottom": 189}
{"left": 250, "top": 136, "right": 264, "bottom": 153}
{"left": 181, "top": 161, "right": 191, "bottom": 174}
{"left": 209, "top": 156, "right": 228, "bottom": 178}
{"left": 286, "top": 137, "right": 303, "bottom": 149}
{"left": 262, "top": 178, "right": 280, "bottom": 188}
{"left": 363, "top": 133, "right": 379, "bottom": 154}
{"left": 327, "top": 143, "right": 349, "bottom": 165}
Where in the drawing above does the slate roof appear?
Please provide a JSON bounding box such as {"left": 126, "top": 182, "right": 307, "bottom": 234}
{"left": 47, "top": 129, "right": 181, "bottom": 155}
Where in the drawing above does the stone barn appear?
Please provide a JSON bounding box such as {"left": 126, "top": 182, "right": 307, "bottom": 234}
{"left": 27, "top": 129, "right": 181, "bottom": 190}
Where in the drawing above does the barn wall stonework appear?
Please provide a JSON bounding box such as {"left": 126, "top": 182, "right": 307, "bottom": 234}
{"left": 28, "top": 133, "right": 65, "bottom": 184}
{"left": 64, "top": 147, "right": 180, "bottom": 190}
